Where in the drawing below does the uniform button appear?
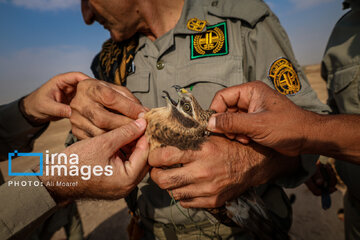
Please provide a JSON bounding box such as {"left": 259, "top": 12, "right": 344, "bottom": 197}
{"left": 156, "top": 61, "right": 165, "bottom": 70}
{"left": 211, "top": 1, "right": 218, "bottom": 7}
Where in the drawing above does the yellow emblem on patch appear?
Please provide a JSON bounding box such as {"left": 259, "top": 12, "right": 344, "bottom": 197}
{"left": 187, "top": 17, "right": 207, "bottom": 32}
{"left": 268, "top": 58, "right": 301, "bottom": 95}
{"left": 191, "top": 22, "right": 228, "bottom": 59}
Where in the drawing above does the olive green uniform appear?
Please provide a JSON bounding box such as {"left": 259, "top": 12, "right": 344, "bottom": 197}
{"left": 321, "top": 1, "right": 360, "bottom": 239}
{"left": 103, "top": 0, "right": 329, "bottom": 239}
{"left": 0, "top": 99, "right": 83, "bottom": 240}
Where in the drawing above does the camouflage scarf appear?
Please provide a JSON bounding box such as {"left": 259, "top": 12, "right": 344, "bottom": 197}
{"left": 91, "top": 36, "right": 138, "bottom": 85}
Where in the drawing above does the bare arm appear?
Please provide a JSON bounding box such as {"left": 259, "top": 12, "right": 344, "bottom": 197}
{"left": 302, "top": 113, "right": 360, "bottom": 164}
{"left": 208, "top": 81, "right": 360, "bottom": 164}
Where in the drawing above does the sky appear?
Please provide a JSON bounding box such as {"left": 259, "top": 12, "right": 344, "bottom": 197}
{"left": 0, "top": 0, "right": 345, "bottom": 104}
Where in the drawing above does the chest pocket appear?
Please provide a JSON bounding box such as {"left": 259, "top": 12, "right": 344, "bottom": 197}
{"left": 175, "top": 55, "right": 243, "bottom": 109}
{"left": 126, "top": 71, "right": 159, "bottom": 109}
{"left": 172, "top": 18, "right": 245, "bottom": 109}
{"left": 327, "top": 65, "right": 360, "bottom": 114}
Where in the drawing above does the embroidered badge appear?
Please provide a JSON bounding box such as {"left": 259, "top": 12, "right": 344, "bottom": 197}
{"left": 190, "top": 22, "right": 228, "bottom": 60}
{"left": 268, "top": 58, "right": 301, "bottom": 95}
{"left": 187, "top": 17, "right": 207, "bottom": 32}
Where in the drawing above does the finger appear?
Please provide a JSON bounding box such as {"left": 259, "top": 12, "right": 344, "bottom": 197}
{"left": 225, "top": 133, "right": 236, "bottom": 139}
{"left": 71, "top": 127, "right": 91, "bottom": 140}
{"left": 56, "top": 72, "right": 91, "bottom": 94}
{"left": 170, "top": 185, "right": 209, "bottom": 201}
{"left": 70, "top": 97, "right": 134, "bottom": 130}
{"left": 305, "top": 179, "right": 322, "bottom": 196}
{"left": 94, "top": 83, "right": 147, "bottom": 119}
{"left": 179, "top": 196, "right": 222, "bottom": 209}
{"left": 99, "top": 118, "right": 147, "bottom": 156}
{"left": 235, "top": 135, "right": 250, "bottom": 144}
{"left": 150, "top": 167, "right": 193, "bottom": 190}
{"left": 44, "top": 101, "right": 72, "bottom": 118}
{"left": 207, "top": 112, "right": 260, "bottom": 136}
{"left": 209, "top": 84, "right": 252, "bottom": 113}
{"left": 80, "top": 103, "right": 134, "bottom": 130}
{"left": 126, "top": 136, "right": 150, "bottom": 178}
{"left": 70, "top": 110, "right": 106, "bottom": 138}
{"left": 148, "top": 146, "right": 194, "bottom": 167}
{"left": 121, "top": 141, "right": 138, "bottom": 159}
{"left": 57, "top": 72, "right": 90, "bottom": 87}
{"left": 108, "top": 83, "right": 142, "bottom": 104}
{"left": 315, "top": 177, "right": 325, "bottom": 186}
{"left": 324, "top": 164, "right": 337, "bottom": 187}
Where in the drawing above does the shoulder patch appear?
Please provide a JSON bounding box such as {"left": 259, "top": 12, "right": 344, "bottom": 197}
{"left": 190, "top": 22, "right": 229, "bottom": 60}
{"left": 268, "top": 58, "right": 301, "bottom": 95}
{"left": 187, "top": 17, "right": 207, "bottom": 32}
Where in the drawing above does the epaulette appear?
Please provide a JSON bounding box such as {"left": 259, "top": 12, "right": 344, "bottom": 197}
{"left": 208, "top": 0, "right": 270, "bottom": 27}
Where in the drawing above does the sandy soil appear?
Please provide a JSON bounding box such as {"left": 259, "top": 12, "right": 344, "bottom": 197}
{"left": 0, "top": 64, "right": 345, "bottom": 239}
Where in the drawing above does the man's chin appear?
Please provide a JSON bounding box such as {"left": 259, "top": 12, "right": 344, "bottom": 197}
{"left": 110, "top": 30, "right": 134, "bottom": 42}
{"left": 109, "top": 31, "right": 122, "bottom": 42}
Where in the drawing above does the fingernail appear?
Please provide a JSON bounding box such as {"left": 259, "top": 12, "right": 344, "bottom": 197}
{"left": 207, "top": 116, "right": 216, "bottom": 131}
{"left": 135, "top": 118, "right": 147, "bottom": 129}
{"left": 138, "top": 112, "right": 145, "bottom": 119}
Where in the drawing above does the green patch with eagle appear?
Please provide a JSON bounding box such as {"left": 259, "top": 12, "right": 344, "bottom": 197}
{"left": 190, "top": 22, "right": 228, "bottom": 59}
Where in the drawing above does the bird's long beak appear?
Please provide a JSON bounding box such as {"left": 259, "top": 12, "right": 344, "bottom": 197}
{"left": 162, "top": 90, "right": 177, "bottom": 106}
{"left": 172, "top": 85, "right": 188, "bottom": 96}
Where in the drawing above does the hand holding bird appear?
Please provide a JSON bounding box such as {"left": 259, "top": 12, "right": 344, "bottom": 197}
{"left": 145, "top": 86, "right": 297, "bottom": 239}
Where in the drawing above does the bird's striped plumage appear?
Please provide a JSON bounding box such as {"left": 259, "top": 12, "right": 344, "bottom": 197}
{"left": 144, "top": 86, "right": 289, "bottom": 240}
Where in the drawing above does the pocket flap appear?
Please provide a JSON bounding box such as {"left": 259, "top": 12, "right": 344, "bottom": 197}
{"left": 126, "top": 72, "right": 150, "bottom": 93}
{"left": 328, "top": 66, "right": 359, "bottom": 93}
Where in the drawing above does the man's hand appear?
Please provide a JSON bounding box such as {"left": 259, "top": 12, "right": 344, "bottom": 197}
{"left": 305, "top": 162, "right": 337, "bottom": 196}
{"left": 21, "top": 72, "right": 90, "bottom": 124}
{"left": 207, "top": 81, "right": 315, "bottom": 157}
{"left": 39, "top": 118, "right": 149, "bottom": 202}
{"left": 70, "top": 79, "right": 148, "bottom": 139}
{"left": 149, "top": 135, "right": 299, "bottom": 208}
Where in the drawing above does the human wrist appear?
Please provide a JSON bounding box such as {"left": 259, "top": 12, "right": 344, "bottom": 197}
{"left": 299, "top": 111, "right": 325, "bottom": 155}
{"left": 19, "top": 95, "right": 49, "bottom": 126}
{"left": 240, "top": 142, "right": 277, "bottom": 187}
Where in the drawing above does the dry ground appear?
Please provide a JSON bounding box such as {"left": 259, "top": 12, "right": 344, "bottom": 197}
{"left": 0, "top": 64, "right": 345, "bottom": 240}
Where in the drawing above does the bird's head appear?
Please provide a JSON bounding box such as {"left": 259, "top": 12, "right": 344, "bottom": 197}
{"left": 162, "top": 85, "right": 213, "bottom": 127}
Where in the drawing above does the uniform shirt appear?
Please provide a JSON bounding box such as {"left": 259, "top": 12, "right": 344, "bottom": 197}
{"left": 0, "top": 99, "right": 48, "bottom": 161}
{"left": 0, "top": 99, "right": 56, "bottom": 239}
{"left": 121, "top": 0, "right": 329, "bottom": 234}
{"left": 321, "top": 2, "right": 360, "bottom": 200}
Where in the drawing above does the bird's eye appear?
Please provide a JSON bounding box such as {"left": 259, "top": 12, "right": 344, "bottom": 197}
{"left": 183, "top": 103, "right": 192, "bottom": 112}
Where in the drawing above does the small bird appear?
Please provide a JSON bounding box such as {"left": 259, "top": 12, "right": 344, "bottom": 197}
{"left": 144, "top": 86, "right": 214, "bottom": 151}
{"left": 144, "top": 86, "right": 289, "bottom": 240}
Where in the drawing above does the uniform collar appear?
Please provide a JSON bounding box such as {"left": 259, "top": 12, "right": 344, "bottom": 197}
{"left": 173, "top": 0, "right": 209, "bottom": 35}
{"left": 136, "top": 34, "right": 147, "bottom": 53}
{"left": 135, "top": 0, "right": 209, "bottom": 56}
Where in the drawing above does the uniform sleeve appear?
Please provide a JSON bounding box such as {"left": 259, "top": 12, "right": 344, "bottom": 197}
{"left": 0, "top": 174, "right": 57, "bottom": 239}
{"left": 242, "top": 10, "right": 331, "bottom": 187}
{"left": 0, "top": 99, "right": 49, "bottom": 161}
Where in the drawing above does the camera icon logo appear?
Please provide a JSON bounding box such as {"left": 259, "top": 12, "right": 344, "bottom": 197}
{"left": 8, "top": 150, "right": 43, "bottom": 176}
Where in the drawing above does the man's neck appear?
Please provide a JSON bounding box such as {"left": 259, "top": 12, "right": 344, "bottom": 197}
{"left": 138, "top": 0, "right": 184, "bottom": 41}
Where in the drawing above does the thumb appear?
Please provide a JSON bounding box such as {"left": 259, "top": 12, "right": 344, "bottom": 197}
{"left": 101, "top": 118, "right": 147, "bottom": 156}
{"left": 45, "top": 101, "right": 72, "bottom": 118}
{"left": 57, "top": 72, "right": 90, "bottom": 88}
{"left": 207, "top": 112, "right": 258, "bottom": 136}
{"left": 126, "top": 135, "right": 150, "bottom": 179}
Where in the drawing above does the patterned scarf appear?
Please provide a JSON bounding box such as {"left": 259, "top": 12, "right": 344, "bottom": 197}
{"left": 91, "top": 36, "right": 138, "bottom": 85}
